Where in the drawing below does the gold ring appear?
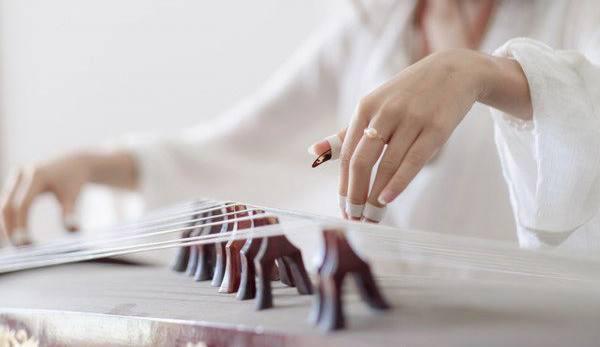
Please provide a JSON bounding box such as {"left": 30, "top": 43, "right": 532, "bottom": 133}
{"left": 363, "top": 127, "right": 386, "bottom": 142}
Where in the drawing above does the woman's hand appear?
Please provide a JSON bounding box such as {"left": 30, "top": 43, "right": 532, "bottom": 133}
{"left": 0, "top": 151, "right": 138, "bottom": 246}
{"left": 309, "top": 49, "right": 531, "bottom": 222}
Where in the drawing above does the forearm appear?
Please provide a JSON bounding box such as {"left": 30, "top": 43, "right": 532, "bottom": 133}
{"left": 80, "top": 150, "right": 139, "bottom": 190}
{"left": 477, "top": 54, "right": 533, "bottom": 121}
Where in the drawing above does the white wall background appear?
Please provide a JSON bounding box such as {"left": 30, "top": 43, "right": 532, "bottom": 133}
{"left": 0, "top": 0, "right": 345, "bottom": 239}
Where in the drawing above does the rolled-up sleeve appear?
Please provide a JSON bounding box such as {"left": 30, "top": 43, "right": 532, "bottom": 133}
{"left": 490, "top": 37, "right": 600, "bottom": 246}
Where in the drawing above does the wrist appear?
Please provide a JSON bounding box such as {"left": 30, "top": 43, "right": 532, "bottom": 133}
{"left": 472, "top": 52, "right": 499, "bottom": 102}
{"left": 430, "top": 49, "right": 496, "bottom": 103}
{"left": 475, "top": 54, "right": 532, "bottom": 120}
{"left": 75, "top": 150, "right": 138, "bottom": 189}
{"left": 68, "top": 151, "right": 97, "bottom": 183}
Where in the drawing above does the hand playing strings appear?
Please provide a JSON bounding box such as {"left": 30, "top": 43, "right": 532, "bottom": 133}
{"left": 0, "top": 151, "right": 138, "bottom": 246}
{"left": 309, "top": 49, "right": 531, "bottom": 223}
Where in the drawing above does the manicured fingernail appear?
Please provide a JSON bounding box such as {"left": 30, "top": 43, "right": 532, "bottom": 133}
{"left": 312, "top": 149, "right": 332, "bottom": 168}
{"left": 64, "top": 213, "right": 79, "bottom": 232}
{"left": 11, "top": 228, "right": 31, "bottom": 247}
{"left": 378, "top": 191, "right": 395, "bottom": 205}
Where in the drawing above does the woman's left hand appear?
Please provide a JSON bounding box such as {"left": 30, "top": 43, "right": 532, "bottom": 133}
{"left": 309, "top": 49, "right": 531, "bottom": 222}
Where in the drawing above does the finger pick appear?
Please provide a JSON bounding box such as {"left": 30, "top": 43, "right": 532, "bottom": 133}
{"left": 363, "top": 203, "right": 386, "bottom": 223}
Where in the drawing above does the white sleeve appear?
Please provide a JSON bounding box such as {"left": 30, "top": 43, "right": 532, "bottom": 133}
{"left": 124, "top": 15, "right": 358, "bottom": 209}
{"left": 490, "top": 37, "right": 600, "bottom": 246}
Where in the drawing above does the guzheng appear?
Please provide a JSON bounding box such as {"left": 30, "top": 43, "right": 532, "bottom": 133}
{"left": 1, "top": 199, "right": 600, "bottom": 346}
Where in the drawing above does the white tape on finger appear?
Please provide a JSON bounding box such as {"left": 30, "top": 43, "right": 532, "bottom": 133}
{"left": 363, "top": 203, "right": 386, "bottom": 222}
{"left": 346, "top": 201, "right": 365, "bottom": 219}
{"left": 325, "top": 135, "right": 342, "bottom": 160}
{"left": 338, "top": 195, "right": 347, "bottom": 212}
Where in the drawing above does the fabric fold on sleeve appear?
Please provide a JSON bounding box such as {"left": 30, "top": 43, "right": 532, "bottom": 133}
{"left": 491, "top": 38, "right": 600, "bottom": 237}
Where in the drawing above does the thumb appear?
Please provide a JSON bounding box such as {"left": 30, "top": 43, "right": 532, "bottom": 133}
{"left": 308, "top": 128, "right": 347, "bottom": 168}
{"left": 58, "top": 191, "right": 80, "bottom": 232}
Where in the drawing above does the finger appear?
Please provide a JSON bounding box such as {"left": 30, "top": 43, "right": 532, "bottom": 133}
{"left": 308, "top": 128, "right": 346, "bottom": 157}
{"left": 338, "top": 195, "right": 347, "bottom": 219}
{"left": 339, "top": 100, "right": 376, "bottom": 217}
{"left": 346, "top": 116, "right": 395, "bottom": 220}
{"left": 364, "top": 125, "right": 421, "bottom": 222}
{"left": 378, "top": 129, "right": 445, "bottom": 205}
{"left": 59, "top": 192, "right": 80, "bottom": 232}
{"left": 310, "top": 128, "right": 348, "bottom": 218}
{"left": 309, "top": 128, "right": 346, "bottom": 168}
{"left": 13, "top": 167, "right": 44, "bottom": 244}
{"left": 0, "top": 171, "right": 22, "bottom": 244}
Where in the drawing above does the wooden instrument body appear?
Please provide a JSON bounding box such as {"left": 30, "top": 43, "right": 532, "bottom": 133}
{"left": 3, "top": 201, "right": 600, "bottom": 346}
{"left": 2, "top": 260, "right": 600, "bottom": 346}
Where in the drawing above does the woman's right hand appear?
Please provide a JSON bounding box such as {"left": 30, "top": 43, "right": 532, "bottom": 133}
{"left": 0, "top": 151, "right": 138, "bottom": 246}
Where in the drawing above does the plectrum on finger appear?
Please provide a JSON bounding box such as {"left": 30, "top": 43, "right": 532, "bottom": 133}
{"left": 363, "top": 203, "right": 386, "bottom": 223}
{"left": 346, "top": 201, "right": 365, "bottom": 219}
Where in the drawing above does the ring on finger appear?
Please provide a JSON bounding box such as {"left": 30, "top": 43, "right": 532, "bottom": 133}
{"left": 363, "top": 127, "right": 387, "bottom": 143}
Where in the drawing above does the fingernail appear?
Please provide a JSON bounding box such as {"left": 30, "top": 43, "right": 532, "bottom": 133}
{"left": 346, "top": 201, "right": 365, "bottom": 219}
{"left": 312, "top": 149, "right": 332, "bottom": 168}
{"left": 378, "top": 191, "right": 395, "bottom": 205}
{"left": 64, "top": 213, "right": 79, "bottom": 232}
{"left": 307, "top": 144, "right": 319, "bottom": 156}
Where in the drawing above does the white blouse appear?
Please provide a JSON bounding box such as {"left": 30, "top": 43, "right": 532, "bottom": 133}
{"left": 125, "top": 0, "right": 600, "bottom": 254}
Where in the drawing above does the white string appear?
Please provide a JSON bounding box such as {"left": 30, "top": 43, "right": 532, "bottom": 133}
{"left": 2, "top": 199, "right": 600, "bottom": 287}
{"left": 0, "top": 206, "right": 261, "bottom": 264}
{"left": 0, "top": 201, "right": 339, "bottom": 262}
{"left": 3, "top": 219, "right": 599, "bottom": 285}
{"left": 0, "top": 201, "right": 240, "bottom": 260}
{"left": 0, "top": 218, "right": 303, "bottom": 274}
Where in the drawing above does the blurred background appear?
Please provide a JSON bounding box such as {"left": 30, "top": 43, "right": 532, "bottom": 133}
{"left": 0, "top": 0, "right": 346, "bottom": 240}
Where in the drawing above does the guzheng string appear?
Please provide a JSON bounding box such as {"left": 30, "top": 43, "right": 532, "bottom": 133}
{"left": 0, "top": 208, "right": 279, "bottom": 265}
{"left": 0, "top": 215, "right": 314, "bottom": 268}
{"left": 0, "top": 201, "right": 304, "bottom": 264}
{"left": 0, "top": 201, "right": 580, "bottom": 278}
{"left": 1, "top": 200, "right": 600, "bottom": 285}
{"left": 0, "top": 218, "right": 304, "bottom": 273}
{"left": 111, "top": 200, "right": 232, "bottom": 231}
{"left": 0, "top": 203, "right": 590, "bottom": 279}
{"left": 0, "top": 200, "right": 340, "bottom": 263}
{"left": 0, "top": 200, "right": 238, "bottom": 260}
